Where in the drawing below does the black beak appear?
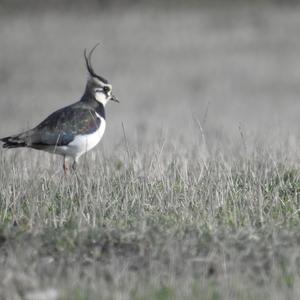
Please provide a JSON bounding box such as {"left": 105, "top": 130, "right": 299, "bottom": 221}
{"left": 110, "top": 94, "right": 119, "bottom": 103}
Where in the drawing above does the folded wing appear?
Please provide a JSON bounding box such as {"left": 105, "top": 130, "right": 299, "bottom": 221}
{"left": 1, "top": 105, "right": 101, "bottom": 149}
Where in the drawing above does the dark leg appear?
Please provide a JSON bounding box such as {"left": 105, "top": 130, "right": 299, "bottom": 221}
{"left": 72, "top": 159, "right": 77, "bottom": 171}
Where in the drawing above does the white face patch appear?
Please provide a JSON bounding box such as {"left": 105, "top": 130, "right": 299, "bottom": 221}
{"left": 95, "top": 90, "right": 109, "bottom": 105}
{"left": 94, "top": 84, "right": 112, "bottom": 106}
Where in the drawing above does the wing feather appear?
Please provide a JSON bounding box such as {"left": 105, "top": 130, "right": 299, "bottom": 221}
{"left": 30, "top": 105, "right": 101, "bottom": 146}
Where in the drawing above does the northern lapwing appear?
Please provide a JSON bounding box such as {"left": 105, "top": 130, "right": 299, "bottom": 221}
{"left": 0, "top": 44, "right": 119, "bottom": 173}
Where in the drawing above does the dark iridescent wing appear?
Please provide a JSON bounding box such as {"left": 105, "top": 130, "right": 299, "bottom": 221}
{"left": 30, "top": 105, "right": 101, "bottom": 146}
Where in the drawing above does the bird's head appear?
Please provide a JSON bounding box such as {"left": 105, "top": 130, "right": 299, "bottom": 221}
{"left": 83, "top": 44, "right": 119, "bottom": 106}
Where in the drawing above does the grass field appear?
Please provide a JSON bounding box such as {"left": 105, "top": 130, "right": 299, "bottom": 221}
{"left": 1, "top": 4, "right": 300, "bottom": 300}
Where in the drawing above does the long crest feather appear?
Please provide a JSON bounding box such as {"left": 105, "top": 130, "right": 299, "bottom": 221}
{"left": 84, "top": 43, "right": 108, "bottom": 84}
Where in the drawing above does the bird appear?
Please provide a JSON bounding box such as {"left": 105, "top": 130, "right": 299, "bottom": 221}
{"left": 0, "top": 44, "right": 119, "bottom": 174}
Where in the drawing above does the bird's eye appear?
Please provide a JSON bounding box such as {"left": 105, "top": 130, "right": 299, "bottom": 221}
{"left": 103, "top": 86, "right": 111, "bottom": 94}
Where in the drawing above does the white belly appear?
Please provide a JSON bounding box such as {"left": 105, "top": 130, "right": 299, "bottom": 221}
{"left": 56, "top": 117, "right": 106, "bottom": 160}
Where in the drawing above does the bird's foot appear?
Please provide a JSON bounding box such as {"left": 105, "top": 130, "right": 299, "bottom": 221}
{"left": 72, "top": 161, "right": 77, "bottom": 171}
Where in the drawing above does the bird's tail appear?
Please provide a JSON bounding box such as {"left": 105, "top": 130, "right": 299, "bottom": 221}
{"left": 0, "top": 135, "right": 27, "bottom": 149}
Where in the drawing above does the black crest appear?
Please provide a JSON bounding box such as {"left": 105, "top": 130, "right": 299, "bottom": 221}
{"left": 84, "top": 44, "right": 108, "bottom": 84}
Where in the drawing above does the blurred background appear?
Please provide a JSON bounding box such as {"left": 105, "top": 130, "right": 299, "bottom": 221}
{"left": 1, "top": 0, "right": 300, "bottom": 154}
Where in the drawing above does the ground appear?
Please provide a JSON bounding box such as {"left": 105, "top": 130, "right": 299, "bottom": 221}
{"left": 1, "top": 3, "right": 300, "bottom": 299}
